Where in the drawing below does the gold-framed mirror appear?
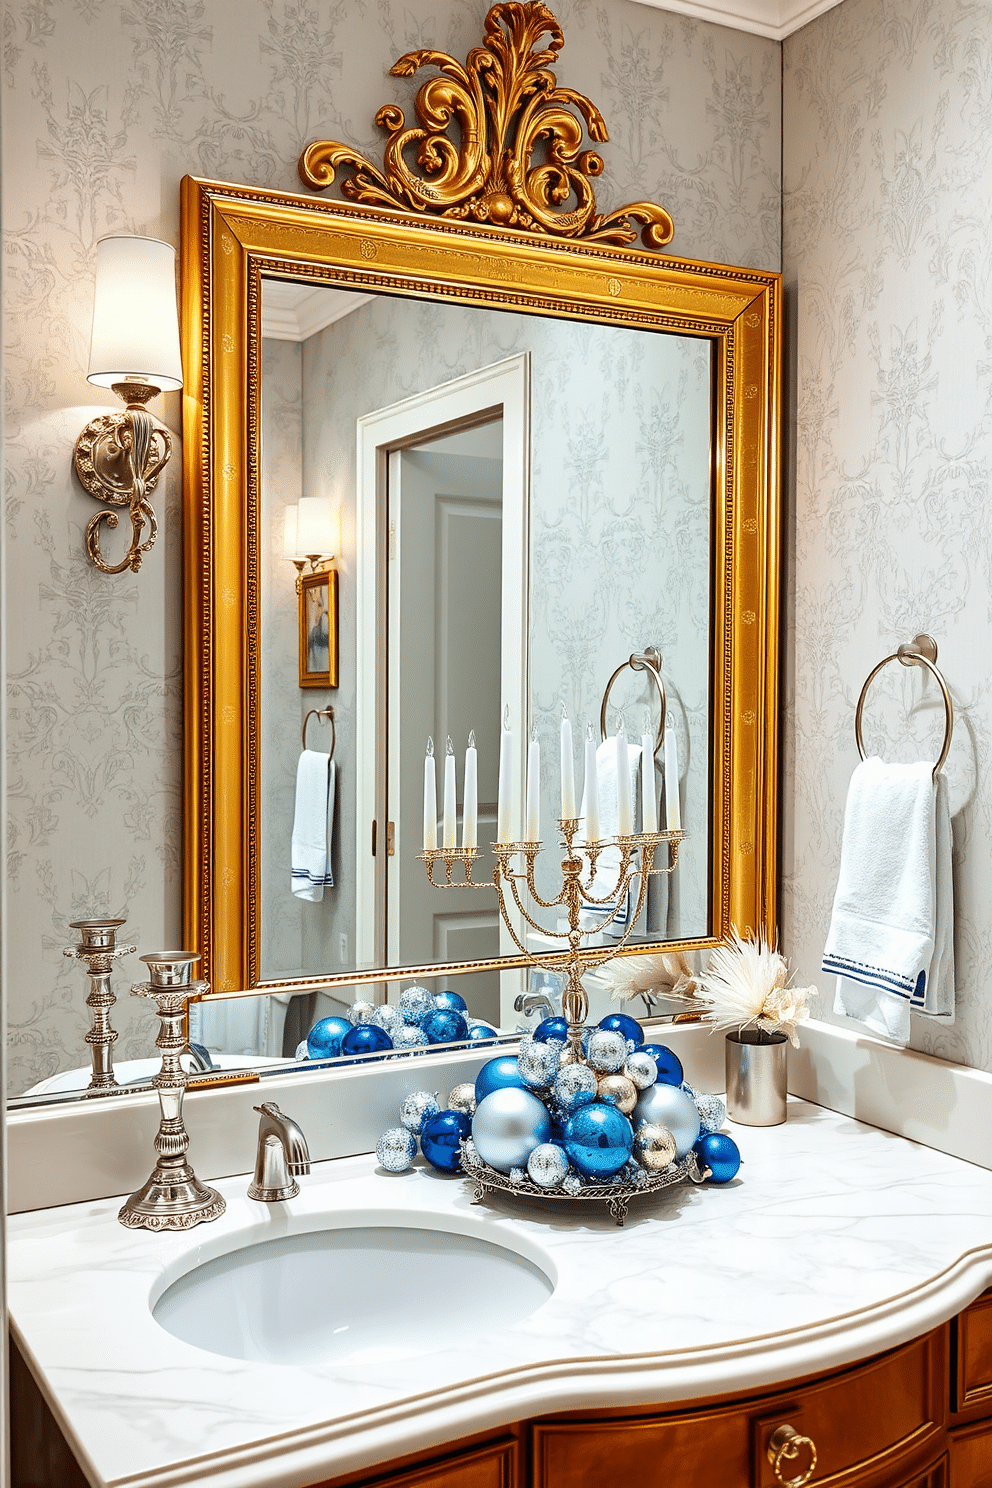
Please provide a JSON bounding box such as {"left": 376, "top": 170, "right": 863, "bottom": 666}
{"left": 180, "top": 0, "right": 780, "bottom": 1024}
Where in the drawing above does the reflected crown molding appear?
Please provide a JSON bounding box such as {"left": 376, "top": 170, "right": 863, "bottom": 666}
{"left": 260, "top": 282, "right": 373, "bottom": 342}
{"left": 628, "top": 0, "right": 845, "bottom": 41}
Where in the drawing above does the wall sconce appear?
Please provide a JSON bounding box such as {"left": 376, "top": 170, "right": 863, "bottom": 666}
{"left": 73, "top": 235, "right": 183, "bottom": 575}
{"left": 282, "top": 497, "right": 339, "bottom": 593}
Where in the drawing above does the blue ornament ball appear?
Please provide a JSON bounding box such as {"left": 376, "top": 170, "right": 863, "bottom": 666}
{"left": 475, "top": 1055, "right": 526, "bottom": 1102}
{"left": 552, "top": 1062, "right": 598, "bottom": 1114}
{"left": 341, "top": 1023, "right": 393, "bottom": 1058}
{"left": 472, "top": 1087, "right": 551, "bottom": 1173}
{"left": 633, "top": 1082, "right": 700, "bottom": 1157}
{"left": 585, "top": 1029, "right": 628, "bottom": 1073}
{"left": 641, "top": 1043, "right": 684, "bottom": 1087}
{"left": 420, "top": 1109, "right": 471, "bottom": 1172}
{"left": 433, "top": 988, "right": 468, "bottom": 1013}
{"left": 563, "top": 1103, "right": 635, "bottom": 1180}
{"left": 599, "top": 1012, "right": 644, "bottom": 1045}
{"left": 467, "top": 1022, "right": 499, "bottom": 1042}
{"left": 306, "top": 1015, "right": 354, "bottom": 1060}
{"left": 398, "top": 985, "right": 435, "bottom": 1027}
{"left": 376, "top": 1127, "right": 417, "bottom": 1172}
{"left": 517, "top": 1037, "right": 561, "bottom": 1089}
{"left": 694, "top": 1131, "right": 741, "bottom": 1184}
{"left": 422, "top": 1008, "right": 469, "bottom": 1044}
{"left": 533, "top": 1015, "right": 569, "bottom": 1044}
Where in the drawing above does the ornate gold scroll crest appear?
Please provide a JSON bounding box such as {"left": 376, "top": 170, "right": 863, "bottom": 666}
{"left": 299, "top": 1, "right": 674, "bottom": 249}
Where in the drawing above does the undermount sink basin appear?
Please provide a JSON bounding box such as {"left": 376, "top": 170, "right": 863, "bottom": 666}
{"left": 153, "top": 1223, "right": 555, "bottom": 1366}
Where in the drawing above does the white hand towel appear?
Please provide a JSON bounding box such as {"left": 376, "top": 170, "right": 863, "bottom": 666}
{"left": 291, "top": 750, "right": 334, "bottom": 901}
{"left": 578, "top": 738, "right": 642, "bottom": 938}
{"left": 822, "top": 757, "right": 954, "bottom": 1044}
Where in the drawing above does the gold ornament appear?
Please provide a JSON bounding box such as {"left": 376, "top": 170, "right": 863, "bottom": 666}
{"left": 633, "top": 1122, "right": 677, "bottom": 1172}
{"left": 597, "top": 1073, "right": 637, "bottom": 1115}
{"left": 447, "top": 1081, "right": 477, "bottom": 1116}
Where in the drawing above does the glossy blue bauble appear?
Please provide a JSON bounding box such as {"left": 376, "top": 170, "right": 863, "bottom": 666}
{"left": 472, "top": 1088, "right": 551, "bottom": 1173}
{"left": 423, "top": 1008, "right": 469, "bottom": 1044}
{"left": 563, "top": 1102, "right": 635, "bottom": 1180}
{"left": 641, "top": 1043, "right": 684, "bottom": 1086}
{"left": 598, "top": 1012, "right": 644, "bottom": 1045}
{"left": 467, "top": 1022, "right": 499, "bottom": 1042}
{"left": 694, "top": 1131, "right": 741, "bottom": 1184}
{"left": 433, "top": 988, "right": 468, "bottom": 1013}
{"left": 306, "top": 1015, "right": 354, "bottom": 1060}
{"left": 475, "top": 1055, "right": 526, "bottom": 1102}
{"left": 341, "top": 1023, "right": 393, "bottom": 1057}
{"left": 420, "top": 1109, "right": 471, "bottom": 1173}
{"left": 533, "top": 1016, "right": 569, "bottom": 1044}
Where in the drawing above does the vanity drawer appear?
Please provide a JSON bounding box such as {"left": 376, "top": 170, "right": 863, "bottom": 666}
{"left": 315, "top": 1436, "right": 519, "bottom": 1488}
{"left": 533, "top": 1331, "right": 946, "bottom": 1488}
{"left": 952, "top": 1290, "right": 992, "bottom": 1422}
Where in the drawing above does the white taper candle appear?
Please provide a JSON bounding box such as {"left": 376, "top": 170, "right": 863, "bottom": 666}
{"left": 664, "top": 724, "right": 681, "bottom": 831}
{"left": 463, "top": 731, "right": 478, "bottom": 850}
{"left": 497, "top": 706, "right": 514, "bottom": 843}
{"left": 616, "top": 721, "right": 632, "bottom": 835}
{"left": 584, "top": 722, "right": 600, "bottom": 842}
{"left": 641, "top": 729, "right": 657, "bottom": 832}
{"left": 443, "top": 736, "right": 457, "bottom": 849}
{"left": 423, "top": 737, "right": 437, "bottom": 850}
{"left": 560, "top": 705, "right": 576, "bottom": 820}
{"left": 525, "top": 732, "right": 541, "bottom": 841}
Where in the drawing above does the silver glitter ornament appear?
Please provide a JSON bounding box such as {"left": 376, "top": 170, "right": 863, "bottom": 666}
{"left": 348, "top": 1000, "right": 377, "bottom": 1025}
{"left": 586, "top": 1029, "right": 627, "bottom": 1073}
{"left": 634, "top": 1122, "right": 677, "bottom": 1172}
{"left": 294, "top": 1040, "right": 310, "bottom": 1061}
{"left": 517, "top": 1037, "right": 561, "bottom": 1089}
{"left": 399, "top": 1090, "right": 441, "bottom": 1134}
{"left": 376, "top": 1127, "right": 417, "bottom": 1172}
{"left": 393, "top": 1025, "right": 429, "bottom": 1050}
{"left": 633, "top": 1083, "right": 701, "bottom": 1157}
{"left": 695, "top": 1091, "right": 727, "bottom": 1134}
{"left": 527, "top": 1142, "right": 569, "bottom": 1189}
{"left": 624, "top": 1051, "right": 658, "bottom": 1090}
{"left": 552, "top": 1062, "right": 598, "bottom": 1113}
{"left": 460, "top": 1137, "right": 482, "bottom": 1169}
{"left": 562, "top": 1172, "right": 583, "bottom": 1195}
{"left": 509, "top": 1167, "right": 526, "bottom": 1185}
{"left": 447, "top": 1081, "right": 477, "bottom": 1117}
{"left": 398, "top": 985, "right": 435, "bottom": 1027}
{"left": 369, "top": 1004, "right": 401, "bottom": 1035}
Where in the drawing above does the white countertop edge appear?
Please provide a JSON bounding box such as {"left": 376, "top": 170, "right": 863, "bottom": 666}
{"left": 24, "top": 1244, "right": 992, "bottom": 1488}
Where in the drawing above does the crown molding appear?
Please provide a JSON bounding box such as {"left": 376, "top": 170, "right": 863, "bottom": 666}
{"left": 261, "top": 281, "right": 374, "bottom": 342}
{"left": 629, "top": 0, "right": 844, "bottom": 41}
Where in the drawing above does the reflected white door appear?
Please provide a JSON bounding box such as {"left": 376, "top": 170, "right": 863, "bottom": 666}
{"left": 387, "top": 439, "right": 503, "bottom": 1025}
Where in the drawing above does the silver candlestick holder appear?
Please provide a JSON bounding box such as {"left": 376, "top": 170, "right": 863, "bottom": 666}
{"left": 63, "top": 917, "right": 136, "bottom": 1094}
{"left": 118, "top": 952, "right": 226, "bottom": 1232}
{"left": 421, "top": 819, "right": 685, "bottom": 1058}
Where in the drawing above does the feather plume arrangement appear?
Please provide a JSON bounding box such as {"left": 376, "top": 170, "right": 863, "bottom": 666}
{"left": 602, "top": 950, "right": 703, "bottom": 1011}
{"left": 696, "top": 931, "right": 817, "bottom": 1047}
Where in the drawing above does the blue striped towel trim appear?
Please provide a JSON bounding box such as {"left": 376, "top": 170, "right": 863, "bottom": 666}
{"left": 820, "top": 955, "right": 918, "bottom": 997}
{"left": 292, "top": 869, "right": 334, "bottom": 887}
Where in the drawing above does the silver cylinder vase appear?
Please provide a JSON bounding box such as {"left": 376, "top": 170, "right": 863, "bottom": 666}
{"left": 725, "top": 1028, "right": 788, "bottom": 1126}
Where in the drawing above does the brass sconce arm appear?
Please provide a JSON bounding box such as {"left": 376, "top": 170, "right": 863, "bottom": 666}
{"left": 74, "top": 380, "right": 172, "bottom": 575}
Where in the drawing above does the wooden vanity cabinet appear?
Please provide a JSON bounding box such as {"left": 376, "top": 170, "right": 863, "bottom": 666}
{"left": 949, "top": 1288, "right": 992, "bottom": 1486}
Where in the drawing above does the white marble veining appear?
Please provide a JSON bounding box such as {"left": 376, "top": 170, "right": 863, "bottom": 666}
{"left": 10, "top": 1099, "right": 992, "bottom": 1488}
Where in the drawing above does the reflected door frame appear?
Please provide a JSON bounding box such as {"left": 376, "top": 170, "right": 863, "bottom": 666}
{"left": 355, "top": 355, "right": 530, "bottom": 1016}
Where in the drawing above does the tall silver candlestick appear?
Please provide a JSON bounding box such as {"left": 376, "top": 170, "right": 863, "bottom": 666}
{"left": 63, "top": 917, "right": 136, "bottom": 1094}
{"left": 118, "top": 952, "right": 226, "bottom": 1231}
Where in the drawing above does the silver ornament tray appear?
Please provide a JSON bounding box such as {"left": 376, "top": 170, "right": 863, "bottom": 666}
{"left": 461, "top": 1146, "right": 704, "bottom": 1226}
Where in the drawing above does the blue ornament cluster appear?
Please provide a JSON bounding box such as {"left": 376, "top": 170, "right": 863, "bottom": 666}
{"left": 304, "top": 985, "right": 499, "bottom": 1064}
{"left": 373, "top": 1012, "right": 741, "bottom": 1194}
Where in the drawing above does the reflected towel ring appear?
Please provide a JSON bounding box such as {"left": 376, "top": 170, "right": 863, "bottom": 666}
{"left": 600, "top": 646, "right": 667, "bottom": 759}
{"left": 302, "top": 706, "right": 336, "bottom": 757}
{"left": 854, "top": 634, "right": 953, "bottom": 780}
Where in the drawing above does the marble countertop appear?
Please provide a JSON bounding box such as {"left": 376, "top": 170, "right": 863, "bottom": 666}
{"left": 10, "top": 1098, "right": 992, "bottom": 1488}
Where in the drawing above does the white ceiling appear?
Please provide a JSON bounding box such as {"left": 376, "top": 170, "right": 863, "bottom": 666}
{"left": 630, "top": 0, "right": 844, "bottom": 41}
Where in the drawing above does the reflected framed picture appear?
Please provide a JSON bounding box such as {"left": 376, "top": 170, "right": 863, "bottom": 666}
{"left": 299, "top": 569, "right": 338, "bottom": 688}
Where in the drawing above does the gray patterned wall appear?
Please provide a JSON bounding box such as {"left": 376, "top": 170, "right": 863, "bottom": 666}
{"left": 3, "top": 0, "right": 779, "bottom": 1095}
{"left": 783, "top": 0, "right": 992, "bottom": 1073}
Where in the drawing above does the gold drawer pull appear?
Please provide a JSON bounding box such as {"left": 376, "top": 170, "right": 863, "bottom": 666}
{"left": 767, "top": 1424, "right": 818, "bottom": 1488}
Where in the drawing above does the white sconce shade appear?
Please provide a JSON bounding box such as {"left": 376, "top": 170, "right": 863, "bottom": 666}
{"left": 86, "top": 235, "right": 183, "bottom": 392}
{"left": 295, "top": 496, "right": 338, "bottom": 557}
{"left": 282, "top": 505, "right": 299, "bottom": 560}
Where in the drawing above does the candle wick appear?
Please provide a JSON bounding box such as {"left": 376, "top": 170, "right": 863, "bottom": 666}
{"left": 427, "top": 736, "right": 434, "bottom": 758}
{"left": 503, "top": 703, "right": 511, "bottom": 730}
{"left": 445, "top": 735, "right": 454, "bottom": 756}
{"left": 468, "top": 729, "right": 476, "bottom": 748}
{"left": 531, "top": 723, "right": 538, "bottom": 742}
{"left": 585, "top": 720, "right": 593, "bottom": 740}
{"left": 616, "top": 712, "right": 625, "bottom": 737}
{"left": 560, "top": 701, "right": 568, "bottom": 720}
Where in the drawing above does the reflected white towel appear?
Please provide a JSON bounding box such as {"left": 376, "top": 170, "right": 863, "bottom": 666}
{"left": 291, "top": 751, "right": 335, "bottom": 901}
{"left": 822, "top": 757, "right": 954, "bottom": 1044}
{"left": 578, "top": 738, "right": 642, "bottom": 939}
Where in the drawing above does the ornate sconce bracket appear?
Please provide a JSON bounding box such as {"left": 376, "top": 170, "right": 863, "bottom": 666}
{"left": 299, "top": 1, "right": 674, "bottom": 250}
{"left": 73, "top": 383, "right": 170, "bottom": 575}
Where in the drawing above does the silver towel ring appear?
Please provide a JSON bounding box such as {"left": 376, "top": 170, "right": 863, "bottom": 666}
{"left": 600, "top": 647, "right": 667, "bottom": 759}
{"left": 854, "top": 634, "right": 953, "bottom": 780}
{"left": 302, "top": 706, "right": 336, "bottom": 756}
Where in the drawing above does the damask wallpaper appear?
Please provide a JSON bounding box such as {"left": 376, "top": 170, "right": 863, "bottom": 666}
{"left": 3, "top": 0, "right": 780, "bottom": 1094}
{"left": 783, "top": 0, "right": 992, "bottom": 1072}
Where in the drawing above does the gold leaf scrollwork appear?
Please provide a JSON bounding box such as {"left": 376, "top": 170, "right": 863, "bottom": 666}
{"left": 299, "top": 1, "right": 674, "bottom": 251}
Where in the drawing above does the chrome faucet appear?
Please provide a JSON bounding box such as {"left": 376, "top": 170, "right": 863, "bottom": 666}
{"left": 247, "top": 1102, "right": 311, "bottom": 1202}
{"left": 514, "top": 990, "right": 556, "bottom": 1021}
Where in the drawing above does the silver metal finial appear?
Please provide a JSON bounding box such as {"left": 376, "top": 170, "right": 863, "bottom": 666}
{"left": 427, "top": 736, "right": 434, "bottom": 757}
{"left": 503, "top": 703, "right": 511, "bottom": 729}
{"left": 468, "top": 729, "right": 476, "bottom": 748}
{"left": 445, "top": 735, "right": 454, "bottom": 756}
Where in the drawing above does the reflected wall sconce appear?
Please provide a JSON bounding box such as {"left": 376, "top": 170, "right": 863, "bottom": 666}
{"left": 73, "top": 235, "right": 183, "bottom": 575}
{"left": 282, "top": 497, "right": 339, "bottom": 594}
{"left": 282, "top": 498, "right": 340, "bottom": 690}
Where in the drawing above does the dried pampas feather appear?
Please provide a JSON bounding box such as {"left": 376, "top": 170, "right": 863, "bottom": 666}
{"left": 602, "top": 950, "right": 703, "bottom": 1010}
{"left": 698, "top": 930, "right": 816, "bottom": 1047}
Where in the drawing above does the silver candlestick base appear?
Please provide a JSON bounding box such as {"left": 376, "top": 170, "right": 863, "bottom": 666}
{"left": 118, "top": 952, "right": 226, "bottom": 1232}
{"left": 63, "top": 917, "right": 136, "bottom": 1094}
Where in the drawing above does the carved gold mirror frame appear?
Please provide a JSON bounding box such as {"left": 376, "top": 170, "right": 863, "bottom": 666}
{"left": 181, "top": 0, "right": 780, "bottom": 999}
